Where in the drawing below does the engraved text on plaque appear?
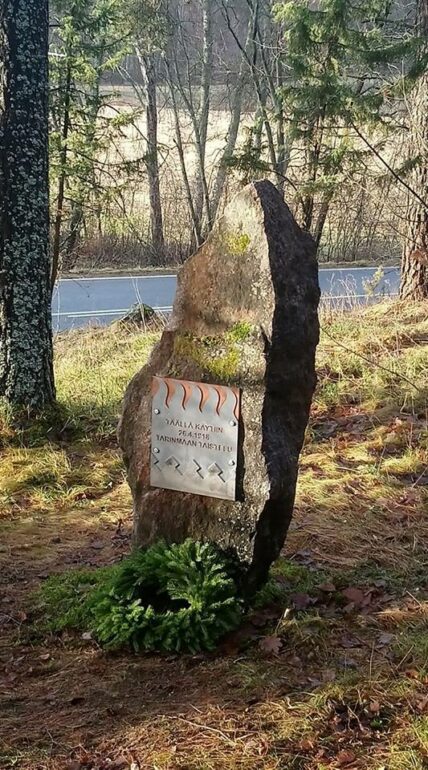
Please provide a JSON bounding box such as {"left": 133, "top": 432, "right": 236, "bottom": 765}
{"left": 150, "top": 377, "right": 241, "bottom": 500}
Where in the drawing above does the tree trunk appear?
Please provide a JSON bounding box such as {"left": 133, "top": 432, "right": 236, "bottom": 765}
{"left": 137, "top": 49, "right": 165, "bottom": 262}
{"left": 165, "top": 60, "right": 203, "bottom": 249}
{"left": 0, "top": 0, "right": 55, "bottom": 408}
{"left": 51, "top": 56, "right": 72, "bottom": 292}
{"left": 193, "top": 0, "right": 213, "bottom": 233}
{"left": 400, "top": 0, "right": 428, "bottom": 300}
{"left": 210, "top": 14, "right": 253, "bottom": 221}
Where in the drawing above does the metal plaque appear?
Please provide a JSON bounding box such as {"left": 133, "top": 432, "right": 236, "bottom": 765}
{"left": 150, "top": 377, "right": 241, "bottom": 500}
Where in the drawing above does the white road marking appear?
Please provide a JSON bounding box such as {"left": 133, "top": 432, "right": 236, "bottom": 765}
{"left": 55, "top": 294, "right": 399, "bottom": 321}
{"left": 58, "top": 274, "right": 177, "bottom": 283}
{"left": 318, "top": 266, "right": 400, "bottom": 273}
{"left": 54, "top": 306, "right": 173, "bottom": 318}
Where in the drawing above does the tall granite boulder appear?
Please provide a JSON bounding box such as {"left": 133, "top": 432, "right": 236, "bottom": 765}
{"left": 118, "top": 180, "right": 320, "bottom": 593}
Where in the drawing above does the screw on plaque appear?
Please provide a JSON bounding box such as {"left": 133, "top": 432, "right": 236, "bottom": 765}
{"left": 154, "top": 408, "right": 160, "bottom": 415}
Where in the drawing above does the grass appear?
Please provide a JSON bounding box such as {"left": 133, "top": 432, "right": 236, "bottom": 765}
{"left": 0, "top": 325, "right": 157, "bottom": 516}
{"left": 0, "top": 300, "right": 427, "bottom": 769}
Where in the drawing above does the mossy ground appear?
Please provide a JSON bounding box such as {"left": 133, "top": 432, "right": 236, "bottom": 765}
{"left": 0, "top": 301, "right": 427, "bottom": 770}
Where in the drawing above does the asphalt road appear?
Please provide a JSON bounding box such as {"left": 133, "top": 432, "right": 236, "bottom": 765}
{"left": 52, "top": 266, "right": 400, "bottom": 333}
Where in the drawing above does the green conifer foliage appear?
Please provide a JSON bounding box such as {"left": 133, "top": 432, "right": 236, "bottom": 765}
{"left": 39, "top": 540, "right": 244, "bottom": 653}
{"left": 275, "top": 0, "right": 416, "bottom": 244}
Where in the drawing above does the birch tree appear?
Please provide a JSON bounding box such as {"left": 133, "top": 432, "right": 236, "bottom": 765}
{"left": 126, "top": 0, "right": 168, "bottom": 261}
{"left": 0, "top": 0, "right": 55, "bottom": 408}
{"left": 137, "top": 49, "right": 165, "bottom": 259}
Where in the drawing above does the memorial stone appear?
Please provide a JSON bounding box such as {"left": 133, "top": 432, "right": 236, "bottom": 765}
{"left": 119, "top": 180, "right": 320, "bottom": 593}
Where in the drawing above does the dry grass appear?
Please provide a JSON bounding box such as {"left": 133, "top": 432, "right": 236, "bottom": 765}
{"left": 291, "top": 300, "right": 428, "bottom": 570}
{"left": 0, "top": 300, "right": 427, "bottom": 770}
{"left": 0, "top": 325, "right": 157, "bottom": 517}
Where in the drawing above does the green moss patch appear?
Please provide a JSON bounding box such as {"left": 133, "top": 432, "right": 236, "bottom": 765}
{"left": 173, "top": 323, "right": 256, "bottom": 382}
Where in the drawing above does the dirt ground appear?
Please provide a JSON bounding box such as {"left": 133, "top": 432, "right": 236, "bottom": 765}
{"left": 1, "top": 301, "right": 427, "bottom": 770}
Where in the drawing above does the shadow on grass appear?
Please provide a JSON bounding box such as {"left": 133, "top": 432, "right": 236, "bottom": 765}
{"left": 2, "top": 543, "right": 428, "bottom": 770}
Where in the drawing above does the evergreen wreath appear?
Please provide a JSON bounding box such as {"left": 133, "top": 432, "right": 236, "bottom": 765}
{"left": 89, "top": 540, "right": 243, "bottom": 652}
{"left": 39, "top": 540, "right": 244, "bottom": 653}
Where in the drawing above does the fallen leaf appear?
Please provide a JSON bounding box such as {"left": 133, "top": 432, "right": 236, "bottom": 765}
{"left": 90, "top": 540, "right": 104, "bottom": 550}
{"left": 109, "top": 759, "right": 128, "bottom": 769}
{"left": 298, "top": 738, "right": 314, "bottom": 751}
{"left": 39, "top": 653, "right": 51, "bottom": 661}
{"left": 337, "top": 749, "right": 356, "bottom": 766}
{"left": 259, "top": 635, "right": 282, "bottom": 655}
{"left": 377, "top": 632, "right": 394, "bottom": 647}
{"left": 342, "top": 587, "right": 365, "bottom": 606}
{"left": 294, "top": 549, "right": 316, "bottom": 566}
{"left": 405, "top": 669, "right": 420, "bottom": 680}
{"left": 318, "top": 582, "right": 336, "bottom": 593}
{"left": 415, "top": 695, "right": 428, "bottom": 713}
{"left": 322, "top": 668, "right": 336, "bottom": 682}
{"left": 315, "top": 747, "right": 328, "bottom": 759}
{"left": 343, "top": 602, "right": 356, "bottom": 614}
{"left": 82, "top": 631, "right": 93, "bottom": 641}
{"left": 291, "top": 592, "right": 312, "bottom": 610}
{"left": 16, "top": 610, "right": 27, "bottom": 622}
{"left": 369, "top": 701, "right": 380, "bottom": 713}
{"left": 339, "top": 635, "right": 362, "bottom": 649}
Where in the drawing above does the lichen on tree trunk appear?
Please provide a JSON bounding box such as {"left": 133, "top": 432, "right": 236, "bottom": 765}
{"left": 0, "top": 0, "right": 55, "bottom": 407}
{"left": 400, "top": 0, "right": 428, "bottom": 301}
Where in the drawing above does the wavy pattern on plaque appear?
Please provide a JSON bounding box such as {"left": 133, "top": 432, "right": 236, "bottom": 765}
{"left": 164, "top": 378, "right": 176, "bottom": 408}
{"left": 180, "top": 380, "right": 194, "bottom": 410}
{"left": 197, "top": 383, "right": 211, "bottom": 413}
{"left": 231, "top": 387, "right": 240, "bottom": 421}
{"left": 213, "top": 385, "right": 227, "bottom": 416}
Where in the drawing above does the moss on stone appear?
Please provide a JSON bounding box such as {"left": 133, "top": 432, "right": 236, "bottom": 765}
{"left": 173, "top": 331, "right": 242, "bottom": 382}
{"left": 227, "top": 322, "right": 254, "bottom": 343}
{"left": 226, "top": 232, "right": 251, "bottom": 256}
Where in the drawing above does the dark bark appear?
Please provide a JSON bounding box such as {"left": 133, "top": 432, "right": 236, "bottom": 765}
{"left": 400, "top": 0, "right": 428, "bottom": 300}
{"left": 0, "top": 0, "right": 55, "bottom": 408}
